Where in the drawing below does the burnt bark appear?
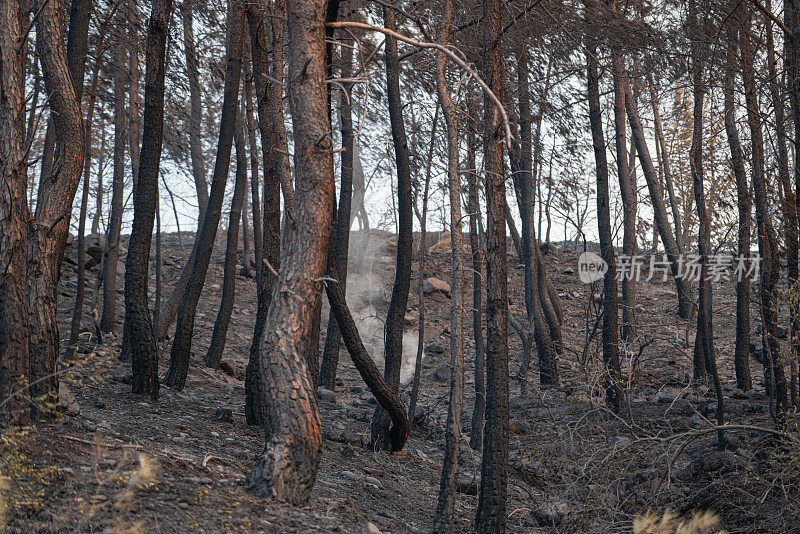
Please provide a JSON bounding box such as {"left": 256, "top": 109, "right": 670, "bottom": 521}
{"left": 247, "top": 0, "right": 332, "bottom": 502}
{"left": 623, "top": 76, "right": 692, "bottom": 319}
{"left": 319, "top": 5, "right": 355, "bottom": 391}
{"left": 476, "top": 0, "right": 509, "bottom": 527}
{"left": 181, "top": 0, "right": 209, "bottom": 225}
{"left": 740, "top": 11, "right": 788, "bottom": 415}
{"left": 205, "top": 114, "right": 249, "bottom": 369}
{"left": 244, "top": 0, "right": 283, "bottom": 426}
{"left": 0, "top": 0, "right": 32, "bottom": 424}
{"left": 587, "top": 43, "right": 622, "bottom": 413}
{"left": 163, "top": 0, "right": 244, "bottom": 391}
{"left": 370, "top": 2, "right": 414, "bottom": 452}
{"left": 124, "top": 0, "right": 173, "bottom": 400}
{"left": 723, "top": 17, "right": 752, "bottom": 392}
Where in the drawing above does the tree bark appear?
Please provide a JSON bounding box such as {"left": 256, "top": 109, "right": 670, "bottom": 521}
{"left": 244, "top": 0, "right": 283, "bottom": 426}
{"left": 319, "top": 5, "right": 355, "bottom": 391}
{"left": 723, "top": 16, "right": 752, "bottom": 392}
{"left": 205, "top": 114, "right": 249, "bottom": 369}
{"left": 123, "top": 0, "right": 173, "bottom": 400}
{"left": 408, "top": 103, "right": 438, "bottom": 423}
{"left": 27, "top": 0, "right": 87, "bottom": 413}
{"left": 433, "top": 3, "right": 465, "bottom": 528}
{"left": 476, "top": 0, "right": 509, "bottom": 527}
{"left": 163, "top": 0, "right": 244, "bottom": 391}
{"left": 740, "top": 10, "right": 788, "bottom": 415}
{"left": 689, "top": 15, "right": 724, "bottom": 445}
{"left": 466, "top": 94, "right": 485, "bottom": 451}
{"left": 0, "top": 0, "right": 32, "bottom": 424}
{"left": 247, "top": 0, "right": 333, "bottom": 502}
{"left": 181, "top": 0, "right": 209, "bottom": 226}
{"left": 623, "top": 76, "right": 692, "bottom": 318}
{"left": 587, "top": 42, "right": 622, "bottom": 413}
{"left": 101, "top": 39, "right": 127, "bottom": 333}
{"left": 370, "top": 2, "right": 414, "bottom": 452}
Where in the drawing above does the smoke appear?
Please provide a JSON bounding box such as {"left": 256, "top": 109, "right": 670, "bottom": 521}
{"left": 342, "top": 253, "right": 419, "bottom": 385}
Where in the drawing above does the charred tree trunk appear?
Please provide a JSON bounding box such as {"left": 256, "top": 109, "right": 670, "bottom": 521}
{"left": 609, "top": 14, "right": 636, "bottom": 342}
{"left": 689, "top": 20, "right": 724, "bottom": 445}
{"left": 476, "top": 0, "right": 509, "bottom": 527}
{"left": 723, "top": 17, "right": 752, "bottom": 392}
{"left": 123, "top": 0, "right": 173, "bottom": 400}
{"left": 623, "top": 77, "right": 692, "bottom": 319}
{"left": 408, "top": 103, "right": 438, "bottom": 423}
{"left": 765, "top": 0, "right": 799, "bottom": 406}
{"left": 587, "top": 43, "right": 622, "bottom": 413}
{"left": 247, "top": 0, "right": 333, "bottom": 502}
{"left": 163, "top": 0, "right": 244, "bottom": 391}
{"left": 245, "top": 0, "right": 283, "bottom": 426}
{"left": 0, "top": 0, "right": 32, "bottom": 424}
{"left": 319, "top": 7, "right": 355, "bottom": 391}
{"left": 466, "top": 95, "right": 485, "bottom": 451}
{"left": 101, "top": 41, "right": 127, "bottom": 334}
{"left": 205, "top": 115, "right": 249, "bottom": 369}
{"left": 433, "top": 3, "right": 465, "bottom": 528}
{"left": 370, "top": 2, "right": 414, "bottom": 452}
{"left": 740, "top": 12, "right": 788, "bottom": 415}
{"left": 27, "top": 0, "right": 87, "bottom": 413}
{"left": 181, "top": 0, "right": 209, "bottom": 226}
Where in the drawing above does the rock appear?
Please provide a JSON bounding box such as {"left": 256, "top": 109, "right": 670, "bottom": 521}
{"left": 342, "top": 470, "right": 364, "bottom": 482}
{"left": 425, "top": 343, "right": 445, "bottom": 355}
{"left": 562, "top": 267, "right": 575, "bottom": 274}
{"left": 360, "top": 391, "right": 377, "bottom": 405}
{"left": 214, "top": 407, "right": 233, "bottom": 423}
{"left": 317, "top": 387, "right": 337, "bottom": 403}
{"left": 59, "top": 382, "right": 80, "bottom": 416}
{"left": 364, "top": 476, "right": 381, "bottom": 488}
{"left": 411, "top": 406, "right": 427, "bottom": 426}
{"left": 423, "top": 277, "right": 451, "bottom": 297}
{"left": 433, "top": 362, "right": 450, "bottom": 382}
{"left": 361, "top": 523, "right": 382, "bottom": 534}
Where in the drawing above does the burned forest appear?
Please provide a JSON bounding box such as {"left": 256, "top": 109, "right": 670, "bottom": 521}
{"left": 6, "top": 0, "right": 800, "bottom": 532}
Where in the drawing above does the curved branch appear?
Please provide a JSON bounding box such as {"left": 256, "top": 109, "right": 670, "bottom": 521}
{"left": 326, "top": 20, "right": 514, "bottom": 148}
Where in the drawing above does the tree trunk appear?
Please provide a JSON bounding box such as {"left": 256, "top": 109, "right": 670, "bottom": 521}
{"left": 370, "top": 2, "right": 414, "bottom": 452}
{"left": 623, "top": 76, "right": 692, "bottom": 318}
{"left": 609, "top": 17, "right": 636, "bottom": 343}
{"left": 324, "top": 231, "right": 409, "bottom": 452}
{"left": 247, "top": 0, "right": 333, "bottom": 502}
{"left": 0, "top": 0, "right": 32, "bottom": 424}
{"left": 128, "top": 0, "right": 141, "bottom": 188}
{"left": 101, "top": 40, "right": 127, "bottom": 333}
{"left": 181, "top": 0, "right": 209, "bottom": 226}
{"left": 27, "top": 0, "right": 87, "bottom": 413}
{"left": 205, "top": 115, "right": 249, "bottom": 369}
{"left": 723, "top": 17, "right": 752, "bottom": 392}
{"left": 689, "top": 18, "right": 724, "bottom": 445}
{"left": 587, "top": 42, "right": 622, "bottom": 413}
{"left": 433, "top": 3, "right": 465, "bottom": 529}
{"left": 163, "top": 0, "right": 244, "bottom": 391}
{"left": 765, "top": 0, "right": 798, "bottom": 406}
{"left": 740, "top": 11, "right": 788, "bottom": 415}
{"left": 244, "top": 0, "right": 283, "bottom": 426}
{"left": 243, "top": 47, "right": 262, "bottom": 283}
{"left": 466, "top": 94, "right": 485, "bottom": 451}
{"left": 786, "top": 0, "right": 800, "bottom": 406}
{"left": 476, "top": 0, "right": 509, "bottom": 527}
{"left": 408, "top": 103, "right": 438, "bottom": 423}
{"left": 123, "top": 0, "right": 173, "bottom": 400}
{"left": 319, "top": 6, "right": 355, "bottom": 391}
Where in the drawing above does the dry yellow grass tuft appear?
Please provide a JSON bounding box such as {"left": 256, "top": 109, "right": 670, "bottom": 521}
{"left": 634, "top": 510, "right": 725, "bottom": 534}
